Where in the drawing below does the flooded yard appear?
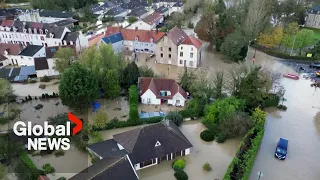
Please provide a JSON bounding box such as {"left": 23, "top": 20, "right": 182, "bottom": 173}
{"left": 12, "top": 79, "right": 59, "bottom": 97}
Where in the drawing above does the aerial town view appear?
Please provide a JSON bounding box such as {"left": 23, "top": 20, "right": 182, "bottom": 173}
{"left": 0, "top": 0, "right": 320, "bottom": 179}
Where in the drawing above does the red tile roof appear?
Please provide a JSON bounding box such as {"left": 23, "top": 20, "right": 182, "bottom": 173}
{"left": 105, "top": 26, "right": 122, "bottom": 36}
{"left": 89, "top": 33, "right": 105, "bottom": 47}
{"left": 0, "top": 43, "right": 21, "bottom": 55}
{"left": 139, "top": 77, "right": 187, "bottom": 99}
{"left": 142, "top": 12, "right": 163, "bottom": 25}
{"left": 31, "top": 22, "right": 43, "bottom": 29}
{"left": 1, "top": 20, "right": 14, "bottom": 27}
{"left": 182, "top": 35, "right": 203, "bottom": 49}
{"left": 121, "top": 29, "right": 165, "bottom": 43}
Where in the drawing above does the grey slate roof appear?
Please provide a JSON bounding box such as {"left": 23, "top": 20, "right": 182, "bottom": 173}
{"left": 63, "top": 32, "right": 79, "bottom": 42}
{"left": 106, "top": 6, "right": 126, "bottom": 15}
{"left": 127, "top": 7, "right": 148, "bottom": 17}
{"left": 173, "top": 1, "right": 183, "bottom": 7}
{"left": 87, "top": 139, "right": 128, "bottom": 159}
{"left": 69, "top": 156, "right": 138, "bottom": 180}
{"left": 39, "top": 10, "right": 73, "bottom": 18}
{"left": 309, "top": 5, "right": 320, "bottom": 14}
{"left": 51, "top": 19, "right": 78, "bottom": 27}
{"left": 19, "top": 45, "right": 43, "bottom": 57}
{"left": 167, "top": 26, "right": 188, "bottom": 45}
{"left": 113, "top": 121, "right": 193, "bottom": 164}
{"left": 34, "top": 57, "right": 49, "bottom": 70}
{"left": 155, "top": 6, "right": 169, "bottom": 13}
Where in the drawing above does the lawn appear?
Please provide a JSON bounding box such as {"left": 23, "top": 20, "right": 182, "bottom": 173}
{"left": 304, "top": 27, "right": 320, "bottom": 43}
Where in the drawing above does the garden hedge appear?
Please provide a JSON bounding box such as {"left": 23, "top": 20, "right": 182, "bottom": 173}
{"left": 251, "top": 43, "right": 319, "bottom": 61}
{"left": 19, "top": 151, "right": 37, "bottom": 169}
{"left": 200, "top": 130, "right": 215, "bottom": 142}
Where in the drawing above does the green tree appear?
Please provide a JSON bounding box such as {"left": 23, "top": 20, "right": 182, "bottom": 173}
{"left": 102, "top": 69, "right": 120, "bottom": 99}
{"left": 295, "top": 29, "right": 314, "bottom": 55}
{"left": 0, "top": 78, "right": 13, "bottom": 103}
{"left": 121, "top": 62, "right": 140, "bottom": 88}
{"left": 93, "top": 109, "right": 108, "bottom": 128}
{"left": 54, "top": 47, "right": 75, "bottom": 74}
{"left": 282, "top": 22, "right": 299, "bottom": 51}
{"left": 129, "top": 85, "right": 139, "bottom": 105}
{"left": 311, "top": 41, "right": 320, "bottom": 57}
{"left": 128, "top": 16, "right": 138, "bottom": 23}
{"left": 139, "top": 65, "right": 156, "bottom": 77}
{"left": 178, "top": 68, "right": 196, "bottom": 92}
{"left": 0, "top": 164, "right": 6, "bottom": 180}
{"left": 252, "top": 108, "right": 267, "bottom": 130}
{"left": 220, "top": 30, "right": 248, "bottom": 61}
{"left": 212, "top": 70, "right": 225, "bottom": 99}
{"left": 214, "top": 13, "right": 235, "bottom": 51}
{"left": 89, "top": 131, "right": 103, "bottom": 143}
{"left": 166, "top": 111, "right": 184, "bottom": 126}
{"left": 59, "top": 63, "right": 99, "bottom": 111}
{"left": 128, "top": 85, "right": 139, "bottom": 122}
{"left": 215, "top": 0, "right": 226, "bottom": 14}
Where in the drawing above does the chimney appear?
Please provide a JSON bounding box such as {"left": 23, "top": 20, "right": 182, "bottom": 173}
{"left": 156, "top": 28, "right": 158, "bottom": 34}
{"left": 135, "top": 26, "right": 138, "bottom": 30}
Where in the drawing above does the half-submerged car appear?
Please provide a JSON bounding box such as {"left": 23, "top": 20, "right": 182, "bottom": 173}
{"left": 275, "top": 138, "right": 288, "bottom": 160}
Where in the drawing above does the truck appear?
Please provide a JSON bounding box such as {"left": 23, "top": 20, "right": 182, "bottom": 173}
{"left": 275, "top": 138, "right": 288, "bottom": 160}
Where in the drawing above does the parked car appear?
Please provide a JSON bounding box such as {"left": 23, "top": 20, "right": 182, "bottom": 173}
{"left": 275, "top": 138, "right": 288, "bottom": 160}
{"left": 309, "top": 62, "right": 320, "bottom": 69}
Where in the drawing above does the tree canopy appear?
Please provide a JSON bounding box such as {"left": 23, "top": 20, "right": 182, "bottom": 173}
{"left": 54, "top": 47, "right": 75, "bottom": 74}
{"left": 0, "top": 78, "right": 13, "bottom": 103}
{"left": 220, "top": 30, "right": 248, "bottom": 61}
{"left": 30, "top": 0, "right": 97, "bottom": 11}
{"left": 59, "top": 63, "right": 99, "bottom": 111}
{"left": 120, "top": 62, "right": 140, "bottom": 88}
{"left": 102, "top": 69, "right": 120, "bottom": 99}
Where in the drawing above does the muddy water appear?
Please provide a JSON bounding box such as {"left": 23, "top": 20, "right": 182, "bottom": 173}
{"left": 12, "top": 80, "right": 59, "bottom": 96}
{"left": 138, "top": 121, "right": 241, "bottom": 180}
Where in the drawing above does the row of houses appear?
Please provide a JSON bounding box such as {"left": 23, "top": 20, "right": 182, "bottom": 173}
{"left": 98, "top": 25, "right": 203, "bottom": 68}
{"left": 0, "top": 19, "right": 88, "bottom": 52}
{"left": 0, "top": 43, "right": 75, "bottom": 79}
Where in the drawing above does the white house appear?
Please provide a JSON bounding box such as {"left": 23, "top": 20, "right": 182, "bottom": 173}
{"left": 16, "top": 45, "right": 46, "bottom": 66}
{"left": 0, "top": 43, "right": 21, "bottom": 68}
{"left": 87, "top": 121, "right": 193, "bottom": 172}
{"left": 171, "top": 2, "right": 184, "bottom": 13}
{"left": 177, "top": 35, "right": 203, "bottom": 68}
{"left": 34, "top": 57, "right": 59, "bottom": 77}
{"left": 138, "top": 77, "right": 187, "bottom": 106}
{"left": 127, "top": 12, "right": 164, "bottom": 30}
{"left": 99, "top": 32, "right": 124, "bottom": 53}
{"left": 0, "top": 20, "right": 88, "bottom": 52}
{"left": 18, "top": 9, "right": 73, "bottom": 23}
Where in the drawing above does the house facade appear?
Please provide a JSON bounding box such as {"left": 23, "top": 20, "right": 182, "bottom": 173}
{"left": 17, "top": 45, "right": 46, "bottom": 66}
{"left": 171, "top": 2, "right": 184, "bottom": 13}
{"left": 0, "top": 43, "right": 21, "bottom": 68}
{"left": 127, "top": 12, "right": 164, "bottom": 30}
{"left": 156, "top": 26, "right": 187, "bottom": 65}
{"left": 306, "top": 5, "right": 320, "bottom": 29}
{"left": 139, "top": 77, "right": 187, "bottom": 106}
{"left": 18, "top": 9, "right": 73, "bottom": 23}
{"left": 34, "top": 57, "right": 59, "bottom": 77}
{"left": 177, "top": 36, "right": 203, "bottom": 68}
{"left": 0, "top": 20, "right": 88, "bottom": 52}
{"left": 87, "top": 121, "right": 192, "bottom": 173}
{"left": 121, "top": 29, "right": 165, "bottom": 53}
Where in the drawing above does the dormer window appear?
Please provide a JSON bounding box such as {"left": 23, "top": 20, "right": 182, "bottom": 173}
{"left": 39, "top": 29, "right": 43, "bottom": 34}
{"left": 28, "top": 28, "right": 32, "bottom": 33}
{"left": 155, "top": 141, "right": 161, "bottom": 147}
{"left": 70, "top": 41, "right": 73, "bottom": 45}
{"left": 150, "top": 37, "right": 154, "bottom": 43}
{"left": 23, "top": 29, "right": 27, "bottom": 33}
{"left": 34, "top": 28, "right": 37, "bottom": 34}
{"left": 135, "top": 36, "right": 139, "bottom": 41}
{"left": 45, "top": 29, "right": 48, "bottom": 34}
{"left": 50, "top": 33, "right": 54, "bottom": 38}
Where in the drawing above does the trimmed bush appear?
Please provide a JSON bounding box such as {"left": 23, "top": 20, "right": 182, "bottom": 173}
{"left": 200, "top": 130, "right": 215, "bottom": 142}
{"left": 187, "top": 22, "right": 194, "bottom": 29}
{"left": 19, "top": 151, "right": 37, "bottom": 169}
{"left": 57, "top": 177, "right": 67, "bottom": 180}
{"left": 173, "top": 159, "right": 185, "bottom": 171}
{"left": 166, "top": 111, "right": 184, "bottom": 126}
{"left": 277, "top": 104, "right": 287, "bottom": 110}
{"left": 28, "top": 79, "right": 37, "bottom": 83}
{"left": 202, "top": 162, "right": 212, "bottom": 172}
{"left": 39, "top": 84, "right": 46, "bottom": 89}
{"left": 42, "top": 163, "right": 55, "bottom": 174}
{"left": 40, "top": 75, "right": 50, "bottom": 82}
{"left": 174, "top": 170, "right": 188, "bottom": 180}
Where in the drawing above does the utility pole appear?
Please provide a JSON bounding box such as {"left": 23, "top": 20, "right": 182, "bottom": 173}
{"left": 290, "top": 35, "right": 296, "bottom": 56}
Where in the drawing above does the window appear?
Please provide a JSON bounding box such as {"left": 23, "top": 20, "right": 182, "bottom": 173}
{"left": 169, "top": 47, "right": 171, "bottom": 51}
{"left": 146, "top": 44, "right": 148, "bottom": 46}
{"left": 40, "top": 36, "right": 44, "bottom": 41}
{"left": 180, "top": 52, "right": 183, "bottom": 57}
{"left": 191, "top": 47, "right": 193, "bottom": 51}
{"left": 161, "top": 53, "right": 163, "bottom": 57}
{"left": 160, "top": 47, "right": 163, "bottom": 51}
{"left": 181, "top": 46, "right": 183, "bottom": 50}
{"left": 180, "top": 60, "right": 183, "bottom": 64}
{"left": 190, "top": 53, "right": 193, "bottom": 58}
{"left": 189, "top": 61, "right": 194, "bottom": 67}
{"left": 135, "top": 43, "right": 138, "bottom": 45}
{"left": 176, "top": 100, "right": 180, "bottom": 105}
{"left": 150, "top": 44, "right": 153, "bottom": 47}
{"left": 147, "top": 98, "right": 151, "bottom": 103}
{"left": 169, "top": 54, "right": 171, "bottom": 58}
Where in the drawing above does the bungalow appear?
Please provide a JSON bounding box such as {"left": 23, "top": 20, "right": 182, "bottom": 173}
{"left": 138, "top": 77, "right": 187, "bottom": 106}
{"left": 69, "top": 155, "right": 138, "bottom": 180}
{"left": 17, "top": 45, "right": 46, "bottom": 66}
{"left": 99, "top": 32, "right": 124, "bottom": 53}
{"left": 127, "top": 12, "right": 164, "bottom": 30}
{"left": 87, "top": 121, "right": 192, "bottom": 171}
{"left": 121, "top": 29, "right": 165, "bottom": 54}
{"left": 127, "top": 7, "right": 149, "bottom": 19}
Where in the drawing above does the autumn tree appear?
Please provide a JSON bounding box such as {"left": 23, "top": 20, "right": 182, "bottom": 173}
{"left": 258, "top": 26, "right": 284, "bottom": 48}
{"left": 54, "top": 47, "right": 75, "bottom": 74}
{"left": 294, "top": 29, "right": 314, "bottom": 55}
{"left": 102, "top": 69, "right": 120, "bottom": 99}
{"left": 59, "top": 63, "right": 99, "bottom": 111}
{"left": 93, "top": 109, "right": 108, "bottom": 128}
